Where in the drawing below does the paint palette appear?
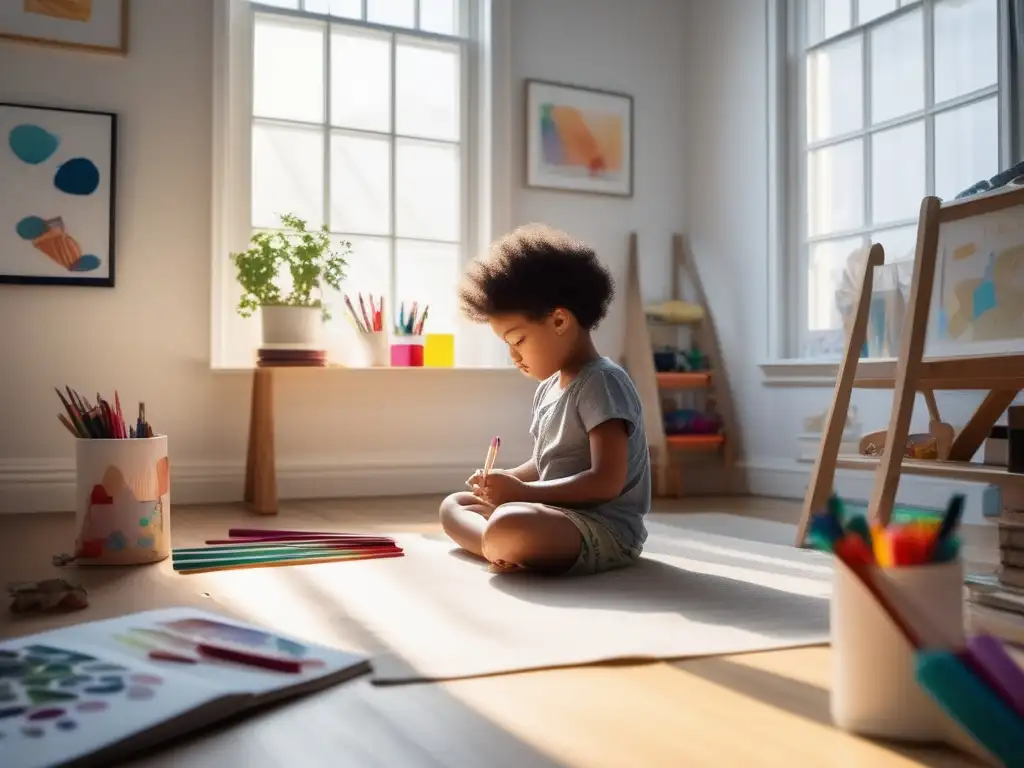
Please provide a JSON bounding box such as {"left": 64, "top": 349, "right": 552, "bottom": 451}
{"left": 0, "top": 645, "right": 162, "bottom": 742}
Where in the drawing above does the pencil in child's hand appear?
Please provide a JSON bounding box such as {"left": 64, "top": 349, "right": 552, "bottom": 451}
{"left": 483, "top": 436, "right": 500, "bottom": 476}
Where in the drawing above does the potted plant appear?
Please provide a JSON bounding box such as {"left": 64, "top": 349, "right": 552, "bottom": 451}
{"left": 231, "top": 213, "right": 350, "bottom": 348}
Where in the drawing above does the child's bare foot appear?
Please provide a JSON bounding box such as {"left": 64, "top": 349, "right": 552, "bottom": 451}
{"left": 487, "top": 559, "right": 525, "bottom": 574}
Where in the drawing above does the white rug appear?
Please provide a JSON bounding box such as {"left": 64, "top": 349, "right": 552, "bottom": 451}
{"left": 276, "top": 513, "right": 834, "bottom": 684}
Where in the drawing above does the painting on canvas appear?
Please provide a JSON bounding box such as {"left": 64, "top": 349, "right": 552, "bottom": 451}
{"left": 0, "top": 0, "right": 127, "bottom": 54}
{"left": 525, "top": 79, "right": 633, "bottom": 197}
{"left": 926, "top": 199, "right": 1024, "bottom": 357}
{"left": 0, "top": 103, "right": 117, "bottom": 287}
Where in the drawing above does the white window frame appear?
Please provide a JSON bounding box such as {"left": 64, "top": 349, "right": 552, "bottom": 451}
{"left": 765, "top": 0, "right": 1022, "bottom": 380}
{"left": 209, "top": 0, "right": 513, "bottom": 370}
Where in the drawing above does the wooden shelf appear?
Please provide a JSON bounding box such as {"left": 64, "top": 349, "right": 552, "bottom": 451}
{"left": 666, "top": 434, "right": 725, "bottom": 452}
{"left": 656, "top": 372, "right": 710, "bottom": 389}
{"left": 834, "top": 454, "right": 1024, "bottom": 486}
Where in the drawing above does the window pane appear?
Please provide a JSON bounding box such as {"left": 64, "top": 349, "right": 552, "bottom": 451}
{"left": 806, "top": 0, "right": 852, "bottom": 46}
{"left": 323, "top": 235, "right": 390, "bottom": 365}
{"left": 808, "top": 236, "right": 867, "bottom": 331}
{"left": 330, "top": 27, "right": 391, "bottom": 132}
{"left": 419, "top": 0, "right": 456, "bottom": 35}
{"left": 395, "top": 240, "right": 461, "bottom": 334}
{"left": 396, "top": 39, "right": 460, "bottom": 141}
{"left": 252, "top": 123, "right": 324, "bottom": 229}
{"left": 871, "top": 120, "right": 925, "bottom": 225}
{"left": 933, "top": 0, "right": 998, "bottom": 103}
{"left": 254, "top": 0, "right": 299, "bottom": 8}
{"left": 935, "top": 97, "right": 999, "bottom": 201}
{"left": 396, "top": 139, "right": 460, "bottom": 241}
{"left": 330, "top": 132, "right": 391, "bottom": 236}
{"left": 253, "top": 15, "right": 324, "bottom": 123}
{"left": 806, "top": 36, "right": 863, "bottom": 142}
{"left": 336, "top": 235, "right": 391, "bottom": 310}
{"left": 367, "top": 0, "right": 415, "bottom": 28}
{"left": 872, "top": 225, "right": 917, "bottom": 263}
{"left": 304, "top": 0, "right": 361, "bottom": 19}
{"left": 808, "top": 139, "right": 864, "bottom": 236}
{"left": 858, "top": 0, "right": 896, "bottom": 24}
{"left": 870, "top": 9, "right": 923, "bottom": 124}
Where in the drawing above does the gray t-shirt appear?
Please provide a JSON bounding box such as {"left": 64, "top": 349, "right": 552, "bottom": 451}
{"left": 529, "top": 357, "right": 651, "bottom": 550}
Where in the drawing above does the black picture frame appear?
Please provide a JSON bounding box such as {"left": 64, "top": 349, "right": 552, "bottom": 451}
{"left": 0, "top": 102, "right": 117, "bottom": 287}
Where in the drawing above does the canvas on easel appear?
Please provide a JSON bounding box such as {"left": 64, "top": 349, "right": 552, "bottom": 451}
{"left": 796, "top": 186, "right": 1024, "bottom": 545}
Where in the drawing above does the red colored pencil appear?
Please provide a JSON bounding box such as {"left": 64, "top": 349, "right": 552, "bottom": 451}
{"left": 228, "top": 528, "right": 390, "bottom": 539}
{"left": 205, "top": 536, "right": 397, "bottom": 548}
{"left": 196, "top": 642, "right": 302, "bottom": 673}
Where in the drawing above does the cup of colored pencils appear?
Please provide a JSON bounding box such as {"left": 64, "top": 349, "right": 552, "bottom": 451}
{"left": 345, "top": 292, "right": 390, "bottom": 366}
{"left": 55, "top": 386, "right": 156, "bottom": 440}
{"left": 395, "top": 300, "right": 429, "bottom": 337}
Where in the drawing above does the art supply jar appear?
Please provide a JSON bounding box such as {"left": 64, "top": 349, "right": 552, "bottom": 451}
{"left": 830, "top": 557, "right": 964, "bottom": 740}
{"left": 391, "top": 336, "right": 425, "bottom": 367}
{"left": 361, "top": 330, "right": 390, "bottom": 367}
{"left": 74, "top": 435, "right": 171, "bottom": 565}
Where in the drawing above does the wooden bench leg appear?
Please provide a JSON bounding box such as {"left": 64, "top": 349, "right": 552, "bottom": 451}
{"left": 245, "top": 368, "right": 278, "bottom": 515}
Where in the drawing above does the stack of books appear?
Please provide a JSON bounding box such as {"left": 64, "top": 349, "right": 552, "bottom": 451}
{"left": 256, "top": 346, "right": 328, "bottom": 367}
{"left": 999, "top": 508, "right": 1024, "bottom": 590}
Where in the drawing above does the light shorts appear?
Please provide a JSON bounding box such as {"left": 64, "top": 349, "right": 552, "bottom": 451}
{"left": 560, "top": 508, "right": 642, "bottom": 576}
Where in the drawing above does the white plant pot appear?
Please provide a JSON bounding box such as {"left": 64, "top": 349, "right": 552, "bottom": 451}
{"left": 260, "top": 305, "right": 323, "bottom": 348}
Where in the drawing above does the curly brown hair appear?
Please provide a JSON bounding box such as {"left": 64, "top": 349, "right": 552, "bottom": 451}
{"left": 458, "top": 224, "right": 614, "bottom": 330}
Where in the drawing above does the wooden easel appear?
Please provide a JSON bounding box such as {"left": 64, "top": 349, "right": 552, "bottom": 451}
{"left": 797, "top": 187, "right": 1024, "bottom": 546}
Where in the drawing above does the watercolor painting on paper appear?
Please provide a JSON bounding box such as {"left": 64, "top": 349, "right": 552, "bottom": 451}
{"left": 525, "top": 80, "right": 633, "bottom": 197}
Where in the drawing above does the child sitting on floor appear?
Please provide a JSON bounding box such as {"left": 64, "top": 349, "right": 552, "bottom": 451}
{"left": 439, "top": 224, "right": 651, "bottom": 575}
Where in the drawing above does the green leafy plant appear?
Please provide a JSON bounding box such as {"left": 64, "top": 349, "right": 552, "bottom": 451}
{"left": 231, "top": 213, "right": 350, "bottom": 321}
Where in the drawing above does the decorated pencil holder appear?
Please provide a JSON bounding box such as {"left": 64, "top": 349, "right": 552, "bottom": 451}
{"left": 361, "top": 330, "right": 390, "bottom": 367}
{"left": 830, "top": 557, "right": 964, "bottom": 740}
{"left": 390, "top": 335, "right": 424, "bottom": 367}
{"left": 74, "top": 436, "right": 171, "bottom": 566}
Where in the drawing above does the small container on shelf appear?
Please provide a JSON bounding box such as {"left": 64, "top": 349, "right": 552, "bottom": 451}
{"left": 983, "top": 425, "right": 1008, "bottom": 467}
{"left": 391, "top": 336, "right": 424, "bottom": 367}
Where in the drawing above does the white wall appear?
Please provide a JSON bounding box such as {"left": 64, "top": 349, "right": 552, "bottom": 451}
{"left": 0, "top": 0, "right": 690, "bottom": 512}
{"left": 682, "top": 0, "right": 1015, "bottom": 522}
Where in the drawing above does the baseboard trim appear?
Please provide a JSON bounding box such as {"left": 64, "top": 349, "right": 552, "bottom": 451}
{"left": 738, "top": 458, "right": 996, "bottom": 526}
{"left": 0, "top": 458, "right": 480, "bottom": 513}
{"left": 1, "top": 455, "right": 1001, "bottom": 522}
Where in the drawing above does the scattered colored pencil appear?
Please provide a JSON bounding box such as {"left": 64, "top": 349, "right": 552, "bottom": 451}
{"left": 172, "top": 528, "right": 403, "bottom": 575}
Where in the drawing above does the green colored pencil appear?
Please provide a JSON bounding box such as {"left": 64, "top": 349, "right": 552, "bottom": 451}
{"left": 171, "top": 548, "right": 392, "bottom": 570}
{"left": 171, "top": 544, "right": 378, "bottom": 560}
{"left": 175, "top": 549, "right": 404, "bottom": 575}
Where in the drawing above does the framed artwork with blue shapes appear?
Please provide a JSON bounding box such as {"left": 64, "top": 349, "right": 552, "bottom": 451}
{"left": 0, "top": 103, "right": 117, "bottom": 287}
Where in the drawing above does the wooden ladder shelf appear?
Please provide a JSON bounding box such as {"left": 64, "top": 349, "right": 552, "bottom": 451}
{"left": 622, "top": 232, "right": 740, "bottom": 497}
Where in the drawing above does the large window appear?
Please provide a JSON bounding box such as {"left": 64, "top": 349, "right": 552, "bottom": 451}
{"left": 252, "top": 0, "right": 468, "bottom": 342}
{"left": 789, "top": 0, "right": 1014, "bottom": 359}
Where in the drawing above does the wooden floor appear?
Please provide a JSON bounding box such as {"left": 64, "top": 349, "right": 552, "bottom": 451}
{"left": 0, "top": 496, "right": 1003, "bottom": 767}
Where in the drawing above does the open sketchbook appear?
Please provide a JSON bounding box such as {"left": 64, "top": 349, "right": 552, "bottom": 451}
{"left": 0, "top": 607, "right": 370, "bottom": 768}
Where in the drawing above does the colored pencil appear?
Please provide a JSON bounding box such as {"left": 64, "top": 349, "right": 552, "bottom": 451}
{"left": 172, "top": 546, "right": 401, "bottom": 567}
{"left": 175, "top": 549, "right": 405, "bottom": 575}
{"left": 195, "top": 643, "right": 302, "bottom": 673}
{"left": 202, "top": 536, "right": 396, "bottom": 546}
{"left": 483, "top": 436, "right": 500, "bottom": 476}
{"left": 173, "top": 545, "right": 401, "bottom": 561}
{"left": 227, "top": 528, "right": 388, "bottom": 538}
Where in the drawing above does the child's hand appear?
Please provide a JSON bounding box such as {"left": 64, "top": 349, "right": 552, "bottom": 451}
{"left": 465, "top": 469, "right": 485, "bottom": 494}
{"left": 478, "top": 470, "right": 528, "bottom": 507}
